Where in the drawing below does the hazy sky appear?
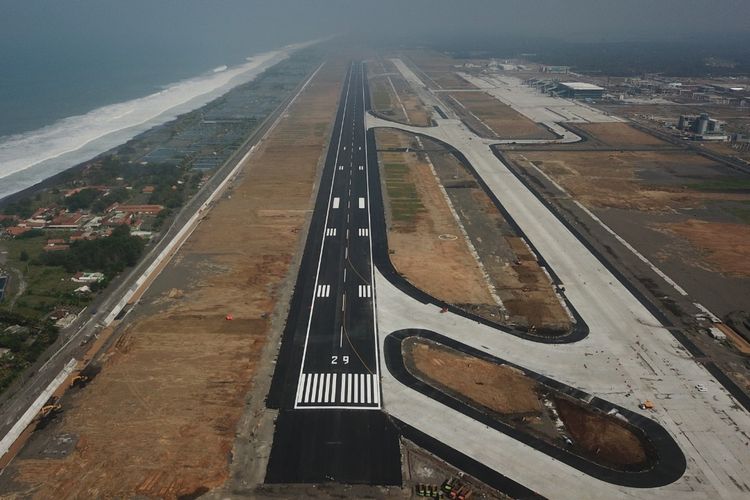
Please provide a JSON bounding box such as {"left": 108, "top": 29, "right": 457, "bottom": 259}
{"left": 1, "top": 0, "right": 749, "bottom": 48}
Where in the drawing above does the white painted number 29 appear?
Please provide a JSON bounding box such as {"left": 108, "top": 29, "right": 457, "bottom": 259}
{"left": 331, "top": 355, "right": 350, "bottom": 365}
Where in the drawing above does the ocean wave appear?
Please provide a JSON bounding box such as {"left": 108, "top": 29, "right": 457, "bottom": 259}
{"left": 0, "top": 42, "right": 309, "bottom": 201}
{"left": 212, "top": 65, "right": 229, "bottom": 73}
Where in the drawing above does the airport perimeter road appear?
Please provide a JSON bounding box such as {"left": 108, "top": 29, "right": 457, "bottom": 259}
{"left": 265, "top": 63, "right": 400, "bottom": 485}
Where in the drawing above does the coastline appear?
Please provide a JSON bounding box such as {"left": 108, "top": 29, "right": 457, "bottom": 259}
{"left": 0, "top": 40, "right": 317, "bottom": 203}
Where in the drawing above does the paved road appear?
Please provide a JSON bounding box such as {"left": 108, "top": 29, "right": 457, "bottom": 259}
{"left": 265, "top": 62, "right": 400, "bottom": 484}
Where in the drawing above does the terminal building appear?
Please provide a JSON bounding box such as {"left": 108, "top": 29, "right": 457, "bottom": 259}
{"left": 555, "top": 82, "right": 605, "bottom": 100}
{"left": 677, "top": 113, "right": 727, "bottom": 140}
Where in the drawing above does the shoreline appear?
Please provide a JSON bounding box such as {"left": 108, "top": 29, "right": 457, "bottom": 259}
{"left": 0, "top": 40, "right": 318, "bottom": 204}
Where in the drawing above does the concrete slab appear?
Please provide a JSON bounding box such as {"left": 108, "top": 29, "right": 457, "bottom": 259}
{"left": 459, "top": 72, "right": 623, "bottom": 125}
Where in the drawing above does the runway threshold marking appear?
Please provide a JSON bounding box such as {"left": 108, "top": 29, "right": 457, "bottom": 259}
{"left": 295, "top": 373, "right": 379, "bottom": 407}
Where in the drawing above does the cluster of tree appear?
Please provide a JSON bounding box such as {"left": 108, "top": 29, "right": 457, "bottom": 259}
{"left": 63, "top": 186, "right": 129, "bottom": 213}
{"left": 1, "top": 197, "right": 34, "bottom": 219}
{"left": 0, "top": 311, "right": 58, "bottom": 392}
{"left": 38, "top": 224, "right": 145, "bottom": 277}
{"left": 64, "top": 188, "right": 100, "bottom": 211}
{"left": 85, "top": 156, "right": 185, "bottom": 187}
{"left": 16, "top": 229, "right": 45, "bottom": 239}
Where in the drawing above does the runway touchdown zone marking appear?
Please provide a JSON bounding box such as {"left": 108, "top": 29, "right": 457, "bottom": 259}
{"left": 358, "top": 228, "right": 369, "bottom": 237}
{"left": 358, "top": 285, "right": 372, "bottom": 298}
{"left": 316, "top": 285, "right": 331, "bottom": 297}
{"left": 325, "top": 228, "right": 337, "bottom": 236}
{"left": 358, "top": 197, "right": 365, "bottom": 209}
{"left": 332, "top": 197, "right": 340, "bottom": 209}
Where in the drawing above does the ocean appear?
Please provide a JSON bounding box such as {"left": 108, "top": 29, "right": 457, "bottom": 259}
{"left": 0, "top": 23, "right": 313, "bottom": 201}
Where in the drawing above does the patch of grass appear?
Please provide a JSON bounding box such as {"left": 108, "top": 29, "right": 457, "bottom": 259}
{"left": 370, "top": 80, "right": 393, "bottom": 112}
{"left": 383, "top": 162, "right": 424, "bottom": 224}
{"left": 727, "top": 201, "right": 750, "bottom": 224}
{"left": 0, "top": 235, "right": 85, "bottom": 320}
{"left": 689, "top": 178, "right": 750, "bottom": 192}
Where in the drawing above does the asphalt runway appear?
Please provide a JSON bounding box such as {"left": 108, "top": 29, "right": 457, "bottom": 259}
{"left": 265, "top": 62, "right": 400, "bottom": 485}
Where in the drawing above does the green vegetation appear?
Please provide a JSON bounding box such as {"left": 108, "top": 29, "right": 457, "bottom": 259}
{"left": 373, "top": 87, "right": 393, "bottom": 112}
{"left": 689, "top": 178, "right": 750, "bottom": 192}
{"left": 39, "top": 225, "right": 145, "bottom": 277}
{"left": 383, "top": 162, "right": 424, "bottom": 224}
{"left": 726, "top": 201, "right": 750, "bottom": 224}
{"left": 1, "top": 235, "right": 86, "bottom": 319}
{"left": 2, "top": 198, "right": 34, "bottom": 218}
{"left": 0, "top": 311, "right": 59, "bottom": 392}
{"left": 65, "top": 188, "right": 101, "bottom": 211}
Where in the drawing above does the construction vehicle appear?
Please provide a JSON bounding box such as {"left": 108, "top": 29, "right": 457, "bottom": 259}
{"left": 638, "top": 400, "right": 655, "bottom": 410}
{"left": 40, "top": 403, "right": 62, "bottom": 418}
{"left": 441, "top": 478, "right": 457, "bottom": 494}
{"left": 416, "top": 484, "right": 442, "bottom": 497}
{"left": 70, "top": 373, "right": 89, "bottom": 388}
{"left": 455, "top": 485, "right": 472, "bottom": 500}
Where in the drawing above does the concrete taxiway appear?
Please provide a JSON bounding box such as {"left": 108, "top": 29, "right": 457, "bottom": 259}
{"left": 365, "top": 64, "right": 750, "bottom": 498}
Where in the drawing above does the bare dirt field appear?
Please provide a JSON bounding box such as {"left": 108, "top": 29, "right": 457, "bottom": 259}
{"left": 403, "top": 337, "right": 651, "bottom": 470}
{"left": 1, "top": 59, "right": 345, "bottom": 499}
{"left": 376, "top": 129, "right": 495, "bottom": 306}
{"left": 375, "top": 128, "right": 570, "bottom": 332}
{"left": 574, "top": 123, "right": 670, "bottom": 148}
{"left": 368, "top": 58, "right": 431, "bottom": 127}
{"left": 511, "top": 148, "right": 750, "bottom": 303}
{"left": 367, "top": 59, "right": 409, "bottom": 124}
{"left": 389, "top": 71, "right": 431, "bottom": 127}
{"left": 554, "top": 398, "right": 648, "bottom": 467}
{"left": 406, "top": 338, "right": 541, "bottom": 415}
{"left": 424, "top": 139, "right": 570, "bottom": 332}
{"left": 403, "top": 50, "right": 476, "bottom": 90}
{"left": 657, "top": 219, "right": 750, "bottom": 278}
{"left": 514, "top": 150, "right": 750, "bottom": 211}
{"left": 446, "top": 91, "right": 556, "bottom": 141}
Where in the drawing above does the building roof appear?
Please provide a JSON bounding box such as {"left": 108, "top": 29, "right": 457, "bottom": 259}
{"left": 5, "top": 226, "right": 31, "bottom": 237}
{"left": 559, "top": 82, "right": 605, "bottom": 91}
{"left": 49, "top": 212, "right": 86, "bottom": 227}
{"left": 110, "top": 204, "right": 164, "bottom": 214}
